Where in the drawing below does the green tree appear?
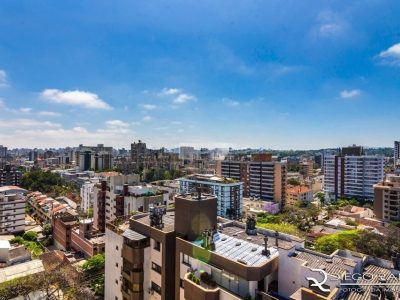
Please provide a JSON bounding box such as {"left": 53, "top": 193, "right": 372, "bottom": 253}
{"left": 314, "top": 230, "right": 360, "bottom": 254}
{"left": 42, "top": 224, "right": 53, "bottom": 238}
{"left": 287, "top": 178, "right": 301, "bottom": 186}
{"left": 23, "top": 231, "right": 38, "bottom": 242}
{"left": 81, "top": 254, "right": 105, "bottom": 275}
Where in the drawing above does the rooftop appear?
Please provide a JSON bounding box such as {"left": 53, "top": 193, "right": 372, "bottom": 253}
{"left": 291, "top": 249, "right": 356, "bottom": 276}
{"left": 192, "top": 232, "right": 278, "bottom": 266}
{"left": 287, "top": 185, "right": 311, "bottom": 194}
{"left": 182, "top": 174, "right": 239, "bottom": 184}
{"left": 0, "top": 260, "right": 44, "bottom": 283}
{"left": 134, "top": 211, "right": 175, "bottom": 233}
{"left": 348, "top": 264, "right": 400, "bottom": 300}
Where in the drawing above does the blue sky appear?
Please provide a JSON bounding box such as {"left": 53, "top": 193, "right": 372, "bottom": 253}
{"left": 0, "top": 0, "right": 399, "bottom": 149}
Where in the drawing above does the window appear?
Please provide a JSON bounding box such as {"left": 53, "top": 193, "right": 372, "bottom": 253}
{"left": 182, "top": 254, "right": 190, "bottom": 266}
{"left": 151, "top": 262, "right": 162, "bottom": 274}
{"left": 115, "top": 280, "right": 118, "bottom": 284}
{"left": 180, "top": 279, "right": 184, "bottom": 288}
{"left": 153, "top": 240, "right": 161, "bottom": 251}
{"left": 116, "top": 245, "right": 119, "bottom": 250}
{"left": 151, "top": 281, "right": 161, "bottom": 295}
{"left": 116, "top": 262, "right": 119, "bottom": 267}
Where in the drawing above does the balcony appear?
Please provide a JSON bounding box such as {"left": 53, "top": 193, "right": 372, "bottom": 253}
{"left": 183, "top": 273, "right": 241, "bottom": 300}
{"left": 122, "top": 268, "right": 144, "bottom": 283}
{"left": 121, "top": 245, "right": 144, "bottom": 264}
{"left": 121, "top": 285, "right": 143, "bottom": 300}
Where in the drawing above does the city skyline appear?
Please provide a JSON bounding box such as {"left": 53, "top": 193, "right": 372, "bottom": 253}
{"left": 1, "top": 1, "right": 400, "bottom": 149}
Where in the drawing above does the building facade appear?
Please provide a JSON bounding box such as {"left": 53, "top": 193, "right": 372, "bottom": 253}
{"left": 0, "top": 187, "right": 26, "bottom": 234}
{"left": 374, "top": 174, "right": 400, "bottom": 222}
{"left": 286, "top": 186, "right": 313, "bottom": 207}
{"left": 323, "top": 146, "right": 384, "bottom": 201}
{"left": 179, "top": 174, "right": 243, "bottom": 219}
{"left": 395, "top": 141, "right": 400, "bottom": 168}
{"left": 75, "top": 144, "right": 113, "bottom": 171}
{"left": 0, "top": 165, "right": 22, "bottom": 187}
{"left": 220, "top": 158, "right": 287, "bottom": 208}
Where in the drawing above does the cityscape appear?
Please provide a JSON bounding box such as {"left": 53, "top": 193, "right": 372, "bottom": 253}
{"left": 1, "top": 1, "right": 400, "bottom": 300}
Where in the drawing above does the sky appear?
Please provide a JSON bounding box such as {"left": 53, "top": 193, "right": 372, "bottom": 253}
{"left": 0, "top": 0, "right": 400, "bottom": 150}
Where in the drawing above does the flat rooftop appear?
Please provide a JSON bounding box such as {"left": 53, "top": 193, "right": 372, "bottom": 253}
{"left": 221, "top": 225, "right": 297, "bottom": 250}
{"left": 134, "top": 211, "right": 175, "bottom": 233}
{"left": 0, "top": 260, "right": 44, "bottom": 283}
{"left": 192, "top": 232, "right": 278, "bottom": 267}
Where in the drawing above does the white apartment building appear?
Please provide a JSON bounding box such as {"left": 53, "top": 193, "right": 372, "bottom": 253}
{"left": 179, "top": 174, "right": 243, "bottom": 219}
{"left": 323, "top": 146, "right": 384, "bottom": 201}
{"left": 80, "top": 181, "right": 97, "bottom": 213}
{"left": 0, "top": 186, "right": 27, "bottom": 234}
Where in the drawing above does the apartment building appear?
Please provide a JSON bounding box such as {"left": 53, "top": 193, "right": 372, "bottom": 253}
{"left": 80, "top": 181, "right": 96, "bottom": 213}
{"left": 299, "top": 161, "right": 313, "bottom": 178}
{"left": 0, "top": 145, "right": 7, "bottom": 158}
{"left": 374, "top": 174, "right": 400, "bottom": 222}
{"left": 178, "top": 174, "right": 243, "bottom": 219}
{"left": 323, "top": 146, "right": 384, "bottom": 201}
{"left": 75, "top": 144, "right": 113, "bottom": 171}
{"left": 27, "top": 192, "right": 73, "bottom": 224}
{"left": 220, "top": 156, "right": 287, "bottom": 207}
{"left": 0, "top": 186, "right": 27, "bottom": 234}
{"left": 0, "top": 165, "right": 22, "bottom": 187}
{"left": 92, "top": 174, "right": 169, "bottom": 233}
{"left": 105, "top": 190, "right": 400, "bottom": 300}
{"left": 53, "top": 210, "right": 79, "bottom": 250}
{"left": 395, "top": 141, "right": 400, "bottom": 168}
{"left": 179, "top": 146, "right": 195, "bottom": 162}
{"left": 286, "top": 186, "right": 313, "bottom": 207}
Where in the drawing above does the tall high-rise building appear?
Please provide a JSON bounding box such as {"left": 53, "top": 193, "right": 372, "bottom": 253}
{"left": 395, "top": 141, "right": 400, "bottom": 168}
{"left": 179, "top": 146, "right": 194, "bottom": 162}
{"left": 323, "top": 146, "right": 384, "bottom": 201}
{"left": 75, "top": 144, "right": 113, "bottom": 171}
{"left": 0, "top": 145, "right": 7, "bottom": 158}
{"left": 220, "top": 155, "right": 287, "bottom": 208}
{"left": 131, "top": 140, "right": 147, "bottom": 169}
{"left": 0, "top": 165, "right": 22, "bottom": 187}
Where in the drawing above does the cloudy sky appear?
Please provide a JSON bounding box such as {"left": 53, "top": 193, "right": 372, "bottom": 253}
{"left": 0, "top": 1, "right": 399, "bottom": 149}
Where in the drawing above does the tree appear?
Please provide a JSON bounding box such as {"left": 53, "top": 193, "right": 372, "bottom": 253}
{"left": 81, "top": 254, "right": 105, "bottom": 275}
{"left": 23, "top": 231, "right": 38, "bottom": 242}
{"left": 42, "top": 224, "right": 53, "bottom": 238}
{"left": 314, "top": 230, "right": 360, "bottom": 254}
{"left": 287, "top": 178, "right": 301, "bottom": 186}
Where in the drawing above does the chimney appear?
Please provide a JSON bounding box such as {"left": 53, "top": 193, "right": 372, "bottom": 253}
{"left": 262, "top": 236, "right": 270, "bottom": 256}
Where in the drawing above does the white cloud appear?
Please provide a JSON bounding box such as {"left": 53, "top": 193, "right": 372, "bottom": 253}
{"left": 142, "top": 115, "right": 152, "bottom": 122}
{"left": 173, "top": 93, "right": 196, "bottom": 104}
{"left": 223, "top": 98, "right": 240, "bottom": 107}
{"left": 38, "top": 111, "right": 61, "bottom": 117}
{"left": 377, "top": 43, "right": 400, "bottom": 66}
{"left": 105, "top": 119, "right": 129, "bottom": 127}
{"left": 159, "top": 88, "right": 180, "bottom": 96}
{"left": 139, "top": 104, "right": 157, "bottom": 110}
{"left": 0, "top": 70, "right": 8, "bottom": 87}
{"left": 313, "top": 11, "right": 348, "bottom": 38}
{"left": 41, "top": 89, "right": 112, "bottom": 110}
{"left": 340, "top": 89, "right": 361, "bottom": 98}
{"left": 19, "top": 107, "right": 32, "bottom": 113}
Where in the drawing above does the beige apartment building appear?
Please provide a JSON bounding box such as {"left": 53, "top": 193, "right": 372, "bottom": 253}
{"left": 374, "top": 174, "right": 400, "bottom": 222}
